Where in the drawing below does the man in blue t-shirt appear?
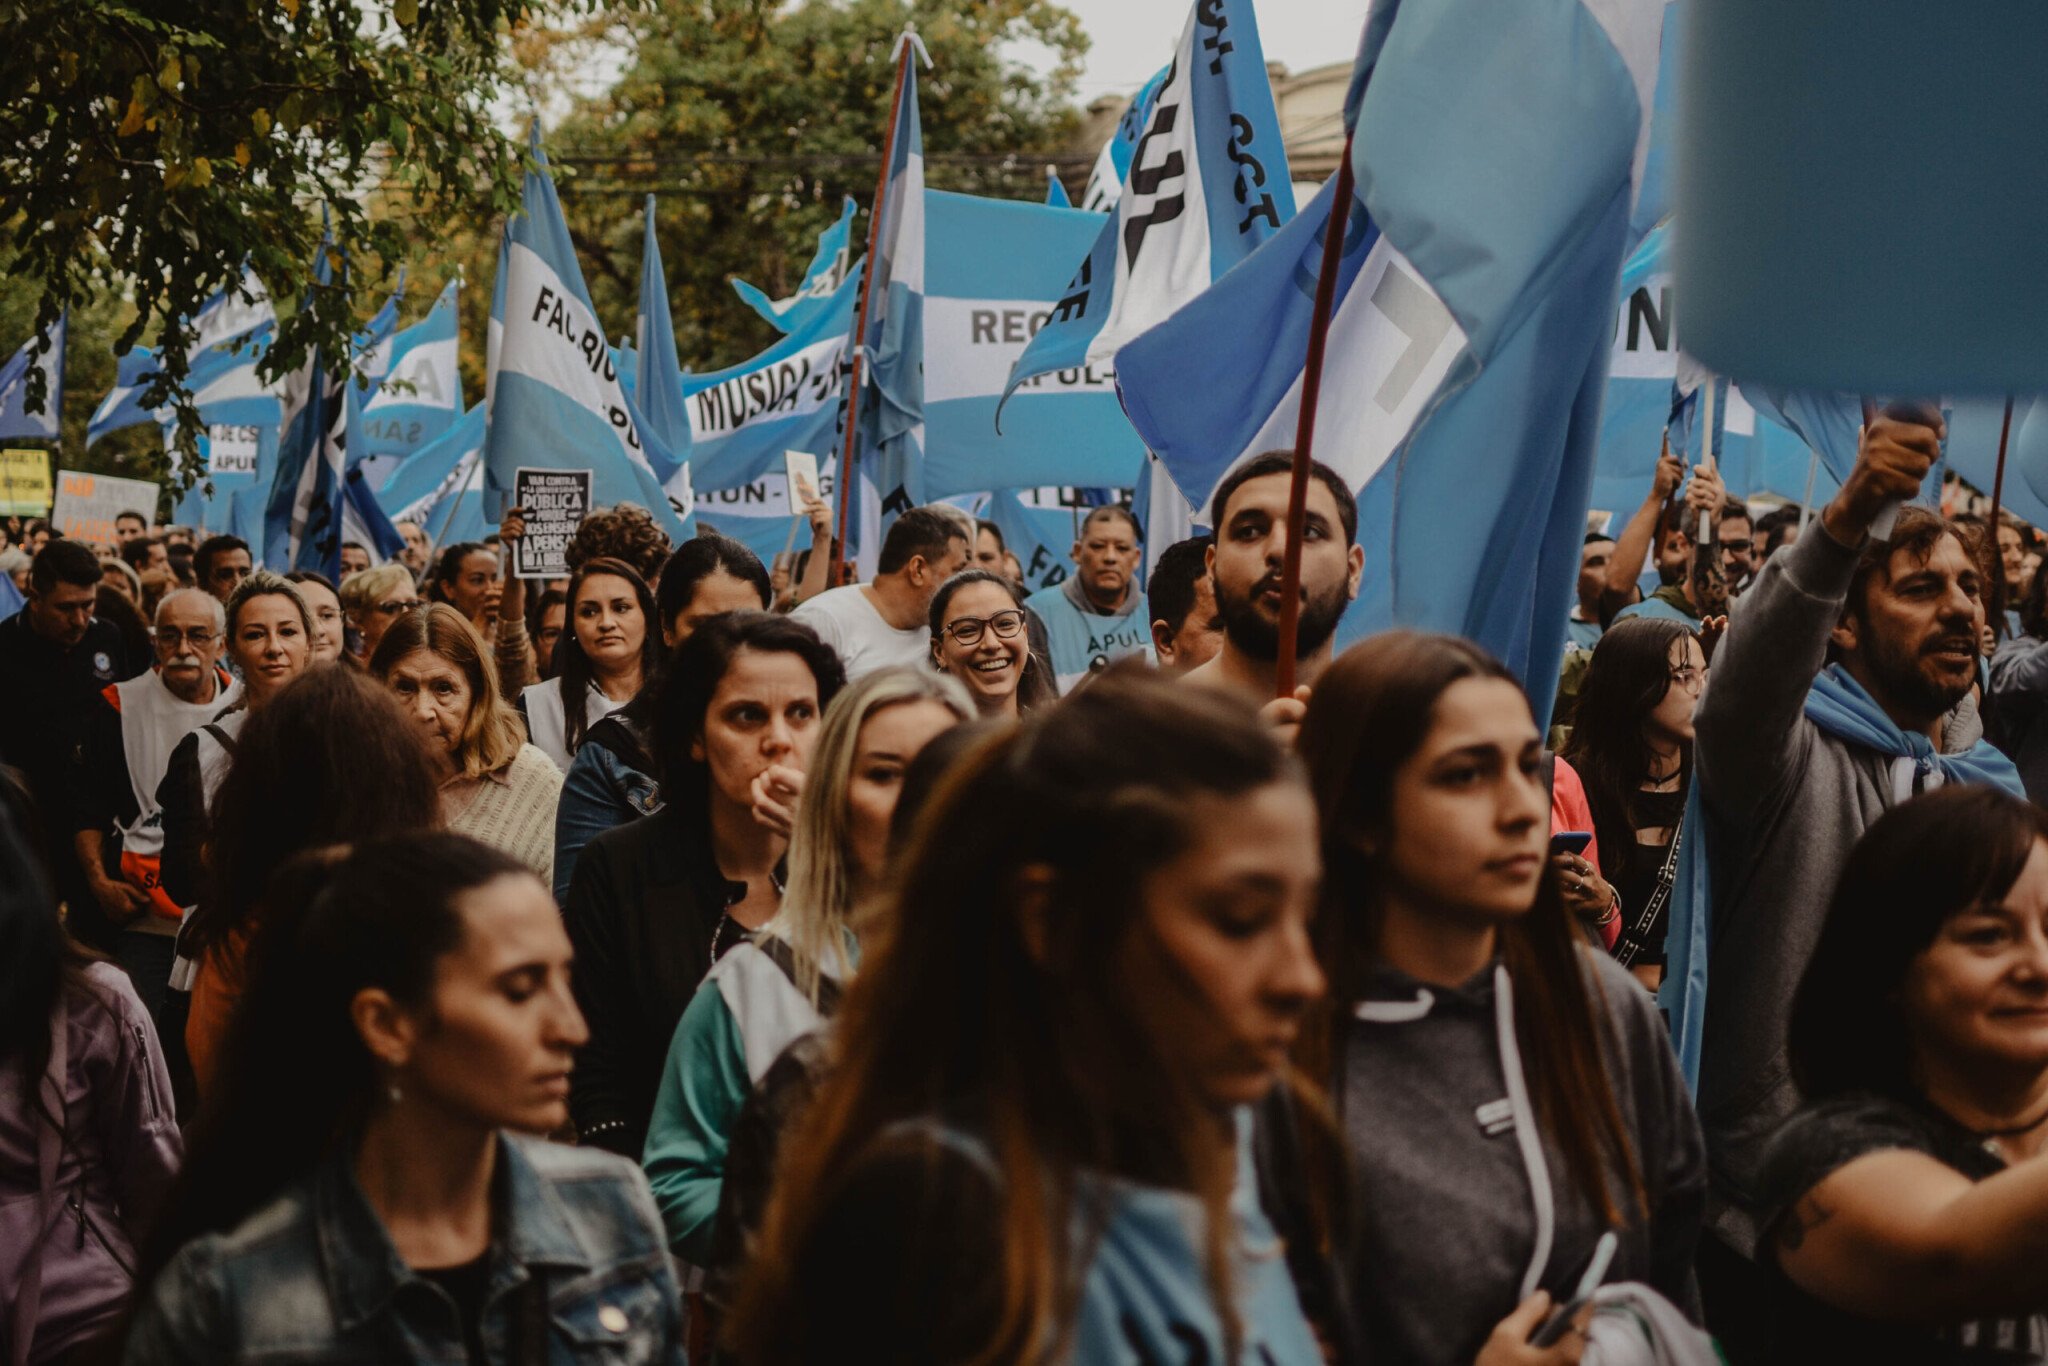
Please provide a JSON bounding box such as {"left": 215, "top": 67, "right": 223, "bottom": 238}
{"left": 1022, "top": 505, "right": 1154, "bottom": 692}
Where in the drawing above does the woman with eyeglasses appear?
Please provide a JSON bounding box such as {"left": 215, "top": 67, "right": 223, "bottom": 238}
{"left": 1562, "top": 617, "right": 1706, "bottom": 992}
{"left": 339, "top": 563, "right": 418, "bottom": 665}
{"left": 927, "top": 570, "right": 1056, "bottom": 721}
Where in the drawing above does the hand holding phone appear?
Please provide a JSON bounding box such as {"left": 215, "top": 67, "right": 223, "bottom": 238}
{"left": 1530, "top": 1231, "right": 1618, "bottom": 1349}
{"left": 1549, "top": 831, "right": 1594, "bottom": 858}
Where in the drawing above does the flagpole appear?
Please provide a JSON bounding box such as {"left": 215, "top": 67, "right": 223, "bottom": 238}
{"left": 1274, "top": 136, "right": 1358, "bottom": 700}
{"left": 832, "top": 30, "right": 916, "bottom": 588}
{"left": 1990, "top": 394, "right": 2016, "bottom": 631}
{"left": 1698, "top": 374, "right": 1717, "bottom": 544}
{"left": 1860, "top": 395, "right": 1904, "bottom": 541}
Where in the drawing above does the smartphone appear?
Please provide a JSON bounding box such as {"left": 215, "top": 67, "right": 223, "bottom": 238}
{"left": 1549, "top": 831, "right": 1594, "bottom": 858}
{"left": 1530, "top": 1231, "right": 1618, "bottom": 1348}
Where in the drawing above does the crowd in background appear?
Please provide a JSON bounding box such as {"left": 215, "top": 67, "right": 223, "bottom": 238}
{"left": 9, "top": 409, "right": 2048, "bottom": 1364}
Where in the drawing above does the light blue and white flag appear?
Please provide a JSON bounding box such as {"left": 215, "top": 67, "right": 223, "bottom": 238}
{"left": 1738, "top": 384, "right": 1860, "bottom": 487}
{"left": 340, "top": 463, "right": 409, "bottom": 563}
{"left": 733, "top": 197, "right": 858, "bottom": 337}
{"left": 485, "top": 130, "right": 693, "bottom": 538}
{"left": 1004, "top": 2, "right": 1294, "bottom": 403}
{"left": 847, "top": 44, "right": 929, "bottom": 562}
{"left": 1119, "top": 0, "right": 1666, "bottom": 719}
{"left": 1044, "top": 167, "right": 1072, "bottom": 208}
{"left": 635, "top": 195, "right": 694, "bottom": 459}
{"left": 379, "top": 401, "right": 488, "bottom": 545}
{"left": 921, "top": 189, "right": 1148, "bottom": 499}
{"left": 91, "top": 272, "right": 276, "bottom": 443}
{"left": 691, "top": 460, "right": 838, "bottom": 571}
{"left": 0, "top": 314, "right": 64, "bottom": 441}
{"left": 1592, "top": 222, "right": 1679, "bottom": 511}
{"left": 1079, "top": 67, "right": 1169, "bottom": 213}
{"left": 348, "top": 277, "right": 462, "bottom": 483}
{"left": 264, "top": 261, "right": 403, "bottom": 578}
{"left": 685, "top": 265, "right": 860, "bottom": 493}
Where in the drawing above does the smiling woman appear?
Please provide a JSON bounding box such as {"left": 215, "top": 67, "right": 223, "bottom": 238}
{"left": 1757, "top": 787, "right": 2048, "bottom": 1362}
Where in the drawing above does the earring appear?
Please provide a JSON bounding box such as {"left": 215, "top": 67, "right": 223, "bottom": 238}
{"left": 387, "top": 1079, "right": 403, "bottom": 1105}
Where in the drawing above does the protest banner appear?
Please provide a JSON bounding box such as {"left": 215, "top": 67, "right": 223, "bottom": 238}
{"left": 53, "top": 469, "right": 161, "bottom": 545}
{"left": 0, "top": 448, "right": 52, "bottom": 516}
{"left": 511, "top": 466, "right": 589, "bottom": 579}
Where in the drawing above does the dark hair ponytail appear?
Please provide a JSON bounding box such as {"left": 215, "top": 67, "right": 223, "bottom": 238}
{"left": 138, "top": 833, "right": 529, "bottom": 1289}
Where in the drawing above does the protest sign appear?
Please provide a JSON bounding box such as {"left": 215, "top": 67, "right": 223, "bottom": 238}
{"left": 784, "top": 450, "right": 820, "bottom": 509}
{"left": 52, "top": 469, "right": 159, "bottom": 545}
{"left": 0, "top": 448, "right": 52, "bottom": 515}
{"left": 511, "top": 466, "right": 589, "bottom": 579}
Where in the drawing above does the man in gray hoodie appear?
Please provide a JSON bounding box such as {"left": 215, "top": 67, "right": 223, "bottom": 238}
{"left": 1693, "top": 403, "right": 2019, "bottom": 1273}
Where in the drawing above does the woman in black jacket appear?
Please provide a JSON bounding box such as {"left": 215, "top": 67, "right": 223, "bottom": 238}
{"left": 562, "top": 612, "right": 843, "bottom": 1158}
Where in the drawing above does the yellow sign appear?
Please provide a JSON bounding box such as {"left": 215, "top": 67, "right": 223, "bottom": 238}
{"left": 0, "top": 449, "right": 51, "bottom": 517}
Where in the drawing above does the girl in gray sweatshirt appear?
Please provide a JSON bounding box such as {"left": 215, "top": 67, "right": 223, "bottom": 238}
{"left": 1301, "top": 631, "right": 1707, "bottom": 1364}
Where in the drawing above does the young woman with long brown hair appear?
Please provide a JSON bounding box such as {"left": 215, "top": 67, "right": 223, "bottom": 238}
{"left": 727, "top": 669, "right": 1336, "bottom": 1366}
{"left": 1298, "top": 631, "right": 1706, "bottom": 1364}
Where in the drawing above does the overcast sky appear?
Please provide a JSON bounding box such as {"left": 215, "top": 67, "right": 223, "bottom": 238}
{"left": 1032, "top": 1, "right": 1370, "bottom": 103}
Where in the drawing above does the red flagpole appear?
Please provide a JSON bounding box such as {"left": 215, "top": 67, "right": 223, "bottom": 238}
{"left": 1274, "top": 134, "right": 1357, "bottom": 699}
{"left": 1990, "top": 394, "right": 2016, "bottom": 630}
{"left": 832, "top": 35, "right": 915, "bottom": 587}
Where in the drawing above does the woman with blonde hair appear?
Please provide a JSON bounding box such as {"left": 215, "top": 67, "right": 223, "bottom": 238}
{"left": 370, "top": 604, "right": 562, "bottom": 881}
{"left": 338, "top": 562, "right": 417, "bottom": 664}
{"left": 641, "top": 666, "right": 970, "bottom": 1265}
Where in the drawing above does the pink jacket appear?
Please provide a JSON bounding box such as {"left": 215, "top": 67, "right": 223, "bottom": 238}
{"left": 0, "top": 962, "right": 181, "bottom": 1365}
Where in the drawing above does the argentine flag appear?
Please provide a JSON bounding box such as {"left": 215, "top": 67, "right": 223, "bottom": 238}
{"left": 1119, "top": 0, "right": 1667, "bottom": 715}
{"left": 348, "top": 278, "right": 462, "bottom": 484}
{"left": 485, "top": 132, "right": 693, "bottom": 537}
{"left": 380, "top": 402, "right": 489, "bottom": 547}
{"left": 635, "top": 196, "right": 694, "bottom": 458}
{"left": 734, "top": 198, "right": 857, "bottom": 337}
{"left": 1079, "top": 67, "right": 1169, "bottom": 214}
{"left": 685, "top": 265, "right": 860, "bottom": 494}
{"left": 264, "top": 259, "right": 403, "bottom": 577}
{"left": 0, "top": 314, "right": 64, "bottom": 441}
{"left": 1003, "top": 1, "right": 1294, "bottom": 397}
{"left": 90, "top": 271, "right": 276, "bottom": 444}
{"left": 847, "top": 45, "right": 928, "bottom": 555}
{"left": 922, "top": 189, "right": 1147, "bottom": 500}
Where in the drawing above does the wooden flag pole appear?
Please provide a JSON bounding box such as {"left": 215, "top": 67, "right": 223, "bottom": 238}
{"left": 832, "top": 32, "right": 916, "bottom": 588}
{"left": 1274, "top": 135, "right": 1358, "bottom": 700}
{"left": 1990, "top": 395, "right": 2016, "bottom": 632}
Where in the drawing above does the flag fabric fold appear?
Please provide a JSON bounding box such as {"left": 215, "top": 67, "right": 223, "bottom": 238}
{"left": 484, "top": 129, "right": 694, "bottom": 540}
{"left": 635, "top": 195, "right": 695, "bottom": 460}
{"left": 348, "top": 278, "right": 462, "bottom": 482}
{"left": 733, "top": 197, "right": 858, "bottom": 336}
{"left": 0, "top": 315, "right": 65, "bottom": 441}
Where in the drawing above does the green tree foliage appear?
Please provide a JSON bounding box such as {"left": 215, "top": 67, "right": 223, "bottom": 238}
{"left": 531, "top": 0, "right": 1088, "bottom": 375}
{"left": 1, "top": 0, "right": 579, "bottom": 486}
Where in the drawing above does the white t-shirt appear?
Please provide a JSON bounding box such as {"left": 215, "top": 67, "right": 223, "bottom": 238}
{"left": 790, "top": 584, "right": 931, "bottom": 680}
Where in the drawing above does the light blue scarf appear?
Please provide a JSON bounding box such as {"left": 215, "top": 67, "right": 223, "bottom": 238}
{"left": 1660, "top": 664, "right": 2024, "bottom": 1091}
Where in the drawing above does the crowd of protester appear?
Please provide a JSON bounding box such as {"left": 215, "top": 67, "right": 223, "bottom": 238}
{"left": 9, "top": 407, "right": 2048, "bottom": 1363}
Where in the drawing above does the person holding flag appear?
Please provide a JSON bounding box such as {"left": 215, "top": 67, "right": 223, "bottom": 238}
{"left": 1184, "top": 453, "right": 1363, "bottom": 731}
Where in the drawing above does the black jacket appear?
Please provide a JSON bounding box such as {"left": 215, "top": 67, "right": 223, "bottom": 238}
{"left": 562, "top": 803, "right": 755, "bottom": 1159}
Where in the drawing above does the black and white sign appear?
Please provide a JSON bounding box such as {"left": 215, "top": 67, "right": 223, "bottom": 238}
{"left": 512, "top": 467, "right": 590, "bottom": 579}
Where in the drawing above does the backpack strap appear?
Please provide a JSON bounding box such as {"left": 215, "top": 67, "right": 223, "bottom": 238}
{"left": 202, "top": 721, "right": 238, "bottom": 756}
{"left": 752, "top": 935, "right": 845, "bottom": 1018}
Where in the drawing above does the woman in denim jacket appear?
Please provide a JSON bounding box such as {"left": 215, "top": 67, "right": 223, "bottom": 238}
{"left": 551, "top": 535, "right": 772, "bottom": 904}
{"left": 126, "top": 833, "right": 686, "bottom": 1364}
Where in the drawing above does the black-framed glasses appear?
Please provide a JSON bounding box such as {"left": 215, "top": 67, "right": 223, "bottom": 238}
{"left": 943, "top": 609, "right": 1026, "bottom": 647}
{"left": 373, "top": 598, "right": 423, "bottom": 616}
{"left": 155, "top": 627, "right": 217, "bottom": 650}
